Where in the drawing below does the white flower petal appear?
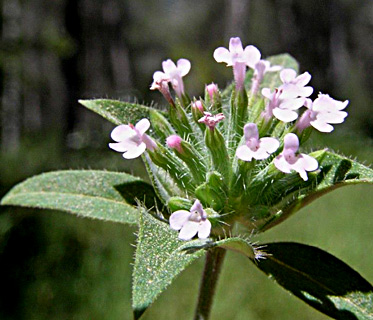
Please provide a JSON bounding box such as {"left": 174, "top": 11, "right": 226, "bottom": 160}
{"left": 108, "top": 142, "right": 128, "bottom": 152}
{"left": 273, "top": 107, "right": 298, "bottom": 122}
{"left": 213, "top": 47, "right": 232, "bottom": 65}
{"left": 178, "top": 221, "right": 199, "bottom": 240}
{"left": 236, "top": 145, "right": 254, "bottom": 162}
{"left": 198, "top": 220, "right": 211, "bottom": 239}
{"left": 280, "top": 68, "right": 297, "bottom": 83}
{"left": 300, "top": 154, "right": 318, "bottom": 171}
{"left": 122, "top": 143, "right": 146, "bottom": 159}
{"left": 110, "top": 124, "right": 133, "bottom": 141}
{"left": 243, "top": 45, "right": 261, "bottom": 68}
{"left": 295, "top": 72, "right": 311, "bottom": 86}
{"left": 169, "top": 210, "right": 191, "bottom": 230}
{"left": 311, "top": 120, "right": 334, "bottom": 132}
{"left": 162, "top": 59, "right": 177, "bottom": 75}
{"left": 274, "top": 155, "right": 292, "bottom": 173}
{"left": 135, "top": 118, "right": 150, "bottom": 135}
{"left": 177, "top": 59, "right": 191, "bottom": 77}
{"left": 260, "top": 137, "right": 280, "bottom": 154}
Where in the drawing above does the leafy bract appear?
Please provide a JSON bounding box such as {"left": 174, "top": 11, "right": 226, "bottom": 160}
{"left": 132, "top": 211, "right": 205, "bottom": 319}
{"left": 78, "top": 99, "right": 160, "bottom": 126}
{"left": 252, "top": 242, "right": 373, "bottom": 320}
{"left": 257, "top": 151, "right": 373, "bottom": 231}
{"left": 1, "top": 170, "right": 156, "bottom": 225}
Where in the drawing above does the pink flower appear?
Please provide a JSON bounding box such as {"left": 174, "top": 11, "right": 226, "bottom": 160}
{"left": 109, "top": 118, "right": 156, "bottom": 159}
{"left": 192, "top": 100, "right": 204, "bottom": 112}
{"left": 206, "top": 83, "right": 219, "bottom": 100}
{"left": 198, "top": 112, "right": 225, "bottom": 130}
{"left": 296, "top": 94, "right": 349, "bottom": 133}
{"left": 152, "top": 58, "right": 191, "bottom": 98}
{"left": 169, "top": 200, "right": 211, "bottom": 240}
{"left": 214, "top": 37, "right": 261, "bottom": 91}
{"left": 236, "top": 123, "right": 279, "bottom": 161}
{"left": 166, "top": 135, "right": 183, "bottom": 153}
{"left": 150, "top": 71, "right": 174, "bottom": 105}
{"left": 274, "top": 133, "right": 318, "bottom": 181}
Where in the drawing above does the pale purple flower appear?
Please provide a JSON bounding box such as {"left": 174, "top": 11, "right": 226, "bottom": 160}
{"left": 198, "top": 112, "right": 225, "bottom": 130}
{"left": 158, "top": 58, "right": 191, "bottom": 98}
{"left": 274, "top": 133, "right": 318, "bottom": 181}
{"left": 109, "top": 118, "right": 156, "bottom": 159}
{"left": 236, "top": 123, "right": 279, "bottom": 161}
{"left": 166, "top": 134, "right": 183, "bottom": 153}
{"left": 261, "top": 68, "right": 314, "bottom": 123}
{"left": 214, "top": 37, "right": 261, "bottom": 91}
{"left": 296, "top": 94, "right": 349, "bottom": 133}
{"left": 169, "top": 200, "right": 211, "bottom": 240}
{"left": 261, "top": 88, "right": 305, "bottom": 122}
{"left": 279, "top": 68, "right": 313, "bottom": 98}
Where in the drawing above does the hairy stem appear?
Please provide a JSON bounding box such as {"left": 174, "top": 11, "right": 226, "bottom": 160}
{"left": 194, "top": 247, "right": 227, "bottom": 320}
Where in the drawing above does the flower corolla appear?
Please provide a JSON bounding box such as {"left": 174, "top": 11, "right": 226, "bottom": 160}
{"left": 109, "top": 118, "right": 156, "bottom": 159}
{"left": 236, "top": 123, "right": 279, "bottom": 161}
{"left": 214, "top": 37, "right": 261, "bottom": 91}
{"left": 198, "top": 112, "right": 225, "bottom": 130}
{"left": 296, "top": 94, "right": 349, "bottom": 133}
{"left": 169, "top": 200, "right": 211, "bottom": 240}
{"left": 152, "top": 58, "right": 191, "bottom": 98}
{"left": 274, "top": 133, "right": 318, "bottom": 181}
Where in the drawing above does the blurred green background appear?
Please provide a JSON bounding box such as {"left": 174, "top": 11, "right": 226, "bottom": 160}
{"left": 0, "top": 0, "right": 372, "bottom": 319}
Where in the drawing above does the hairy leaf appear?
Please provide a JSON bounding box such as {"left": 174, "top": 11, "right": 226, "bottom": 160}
{"left": 0, "top": 170, "right": 154, "bottom": 224}
{"left": 252, "top": 242, "right": 373, "bottom": 320}
{"left": 79, "top": 99, "right": 160, "bottom": 125}
{"left": 132, "top": 211, "right": 204, "bottom": 319}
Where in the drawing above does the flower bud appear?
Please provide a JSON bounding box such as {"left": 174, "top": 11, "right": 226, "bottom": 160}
{"left": 205, "top": 83, "right": 222, "bottom": 113}
{"left": 166, "top": 135, "right": 206, "bottom": 184}
{"left": 167, "top": 196, "right": 192, "bottom": 212}
{"left": 148, "top": 142, "right": 196, "bottom": 195}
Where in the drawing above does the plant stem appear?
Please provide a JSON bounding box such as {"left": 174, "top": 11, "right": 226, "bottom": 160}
{"left": 194, "top": 247, "right": 226, "bottom": 320}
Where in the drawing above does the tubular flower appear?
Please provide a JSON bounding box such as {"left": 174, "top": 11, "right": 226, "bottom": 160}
{"left": 279, "top": 69, "right": 313, "bottom": 98}
{"left": 109, "top": 118, "right": 156, "bottom": 159}
{"left": 198, "top": 112, "right": 225, "bottom": 130}
{"left": 161, "top": 58, "right": 191, "bottom": 98}
{"left": 214, "top": 37, "right": 261, "bottom": 91}
{"left": 236, "top": 123, "right": 279, "bottom": 161}
{"left": 169, "top": 200, "right": 211, "bottom": 240}
{"left": 251, "top": 60, "right": 282, "bottom": 94}
{"left": 274, "top": 133, "right": 318, "bottom": 181}
{"left": 296, "top": 94, "right": 349, "bottom": 133}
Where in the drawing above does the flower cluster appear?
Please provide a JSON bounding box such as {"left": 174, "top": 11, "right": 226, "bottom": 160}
{"left": 108, "top": 37, "right": 349, "bottom": 241}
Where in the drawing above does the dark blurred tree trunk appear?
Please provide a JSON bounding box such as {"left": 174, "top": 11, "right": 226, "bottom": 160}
{"left": 1, "top": 0, "right": 22, "bottom": 153}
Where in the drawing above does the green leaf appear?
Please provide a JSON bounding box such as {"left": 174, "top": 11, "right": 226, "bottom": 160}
{"left": 259, "top": 151, "right": 373, "bottom": 231}
{"left": 132, "top": 211, "right": 205, "bottom": 319}
{"left": 252, "top": 242, "right": 373, "bottom": 320}
{"left": 78, "top": 99, "right": 160, "bottom": 125}
{"left": 0, "top": 170, "right": 151, "bottom": 225}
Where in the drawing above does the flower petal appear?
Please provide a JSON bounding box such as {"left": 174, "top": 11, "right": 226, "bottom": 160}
{"left": 273, "top": 107, "right": 298, "bottom": 122}
{"left": 280, "top": 68, "right": 297, "bottom": 83}
{"left": 284, "top": 133, "right": 299, "bottom": 152}
{"left": 122, "top": 143, "right": 146, "bottom": 159}
{"left": 198, "top": 220, "right": 211, "bottom": 239}
{"left": 244, "top": 123, "right": 259, "bottom": 141}
{"left": 177, "top": 59, "right": 191, "bottom": 77}
{"left": 169, "top": 210, "right": 191, "bottom": 230}
{"left": 260, "top": 137, "right": 280, "bottom": 154}
{"left": 108, "top": 142, "right": 128, "bottom": 152}
{"left": 274, "top": 155, "right": 292, "bottom": 173}
{"left": 236, "top": 145, "right": 254, "bottom": 162}
{"left": 229, "top": 37, "right": 243, "bottom": 55}
{"left": 110, "top": 124, "right": 133, "bottom": 141}
{"left": 162, "top": 59, "right": 177, "bottom": 75}
{"left": 243, "top": 45, "right": 261, "bottom": 68}
{"left": 178, "top": 221, "right": 199, "bottom": 240}
{"left": 213, "top": 47, "right": 232, "bottom": 65}
{"left": 135, "top": 118, "right": 150, "bottom": 135}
